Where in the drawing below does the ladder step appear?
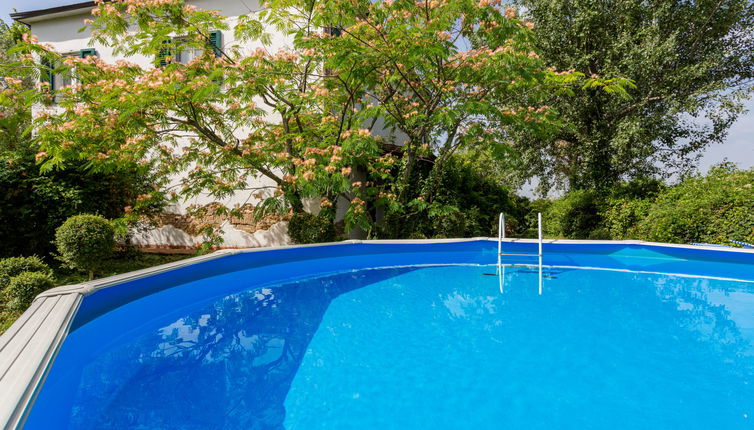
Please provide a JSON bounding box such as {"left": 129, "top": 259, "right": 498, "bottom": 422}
{"left": 498, "top": 253, "right": 541, "bottom": 257}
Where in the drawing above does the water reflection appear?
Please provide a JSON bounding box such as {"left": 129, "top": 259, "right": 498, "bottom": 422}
{"left": 653, "top": 276, "right": 754, "bottom": 358}
{"left": 62, "top": 268, "right": 415, "bottom": 430}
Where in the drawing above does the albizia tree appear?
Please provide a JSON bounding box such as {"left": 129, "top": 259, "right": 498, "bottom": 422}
{"left": 8, "top": 0, "right": 627, "bottom": 238}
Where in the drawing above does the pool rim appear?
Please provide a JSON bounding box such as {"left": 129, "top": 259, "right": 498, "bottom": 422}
{"left": 2, "top": 237, "right": 754, "bottom": 430}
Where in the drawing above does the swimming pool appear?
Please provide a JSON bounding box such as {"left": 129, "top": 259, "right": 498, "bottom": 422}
{"left": 2, "top": 239, "right": 754, "bottom": 429}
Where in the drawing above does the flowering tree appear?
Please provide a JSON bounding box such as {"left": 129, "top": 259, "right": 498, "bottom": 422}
{"left": 6, "top": 0, "right": 627, "bottom": 239}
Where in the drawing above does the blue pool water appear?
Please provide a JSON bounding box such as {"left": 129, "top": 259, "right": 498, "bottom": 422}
{"left": 25, "top": 257, "right": 754, "bottom": 429}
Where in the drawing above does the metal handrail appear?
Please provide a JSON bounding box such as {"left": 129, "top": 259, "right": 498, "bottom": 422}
{"left": 497, "top": 212, "right": 544, "bottom": 294}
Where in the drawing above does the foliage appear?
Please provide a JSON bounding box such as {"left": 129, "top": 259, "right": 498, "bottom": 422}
{"left": 540, "top": 177, "right": 665, "bottom": 239}
{"left": 515, "top": 0, "right": 754, "bottom": 191}
{"left": 3, "top": 271, "right": 55, "bottom": 312}
{"left": 3, "top": 0, "right": 625, "bottom": 240}
{"left": 287, "top": 212, "right": 337, "bottom": 244}
{"left": 602, "top": 198, "right": 653, "bottom": 240}
{"left": 373, "top": 153, "right": 529, "bottom": 238}
{"left": 601, "top": 178, "right": 665, "bottom": 239}
{"left": 540, "top": 165, "right": 754, "bottom": 246}
{"left": 54, "top": 214, "right": 115, "bottom": 279}
{"left": 0, "top": 154, "right": 155, "bottom": 258}
{"left": 0, "top": 20, "right": 32, "bottom": 154}
{"left": 631, "top": 164, "right": 754, "bottom": 245}
{"left": 0, "top": 255, "right": 52, "bottom": 288}
{"left": 0, "top": 20, "right": 158, "bottom": 258}
{"left": 540, "top": 189, "right": 604, "bottom": 239}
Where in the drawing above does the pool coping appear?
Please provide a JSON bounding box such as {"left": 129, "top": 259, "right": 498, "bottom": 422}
{"left": 1, "top": 238, "right": 754, "bottom": 429}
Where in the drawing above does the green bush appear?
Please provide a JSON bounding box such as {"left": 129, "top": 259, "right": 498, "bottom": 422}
{"left": 374, "top": 154, "right": 529, "bottom": 239}
{"left": 632, "top": 164, "right": 754, "bottom": 245}
{"left": 288, "top": 212, "right": 337, "bottom": 244}
{"left": 55, "top": 214, "right": 115, "bottom": 279}
{"left": 610, "top": 177, "right": 666, "bottom": 200}
{"left": 4, "top": 271, "right": 55, "bottom": 311}
{"left": 541, "top": 165, "right": 754, "bottom": 245}
{"left": 432, "top": 210, "right": 467, "bottom": 238}
{"left": 0, "top": 255, "right": 52, "bottom": 288}
{"left": 541, "top": 190, "right": 603, "bottom": 239}
{"left": 601, "top": 198, "right": 651, "bottom": 240}
{"left": 0, "top": 155, "right": 155, "bottom": 258}
{"left": 597, "top": 178, "right": 664, "bottom": 240}
{"left": 537, "top": 177, "right": 665, "bottom": 240}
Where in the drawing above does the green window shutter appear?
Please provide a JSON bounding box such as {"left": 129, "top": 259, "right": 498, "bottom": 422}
{"left": 208, "top": 30, "right": 224, "bottom": 85}
{"left": 324, "top": 26, "right": 342, "bottom": 37}
{"left": 209, "top": 30, "right": 222, "bottom": 57}
{"left": 79, "top": 48, "right": 97, "bottom": 58}
{"left": 158, "top": 39, "right": 171, "bottom": 67}
{"left": 39, "top": 56, "right": 55, "bottom": 92}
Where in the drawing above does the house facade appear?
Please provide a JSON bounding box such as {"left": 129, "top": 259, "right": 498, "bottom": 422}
{"left": 12, "top": 0, "right": 406, "bottom": 250}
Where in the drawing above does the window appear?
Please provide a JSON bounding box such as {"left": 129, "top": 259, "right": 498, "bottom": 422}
{"left": 40, "top": 48, "right": 98, "bottom": 103}
{"left": 323, "top": 26, "right": 342, "bottom": 37}
{"left": 176, "top": 45, "right": 203, "bottom": 64}
{"left": 158, "top": 30, "right": 223, "bottom": 66}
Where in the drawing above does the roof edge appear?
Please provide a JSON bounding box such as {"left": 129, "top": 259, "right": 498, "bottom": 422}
{"left": 10, "top": 1, "right": 98, "bottom": 24}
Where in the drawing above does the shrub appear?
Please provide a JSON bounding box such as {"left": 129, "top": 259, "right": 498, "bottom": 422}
{"left": 632, "top": 164, "right": 754, "bottom": 245}
{"left": 432, "top": 210, "right": 467, "bottom": 238}
{"left": 55, "top": 214, "right": 115, "bottom": 279}
{"left": 287, "top": 212, "right": 337, "bottom": 244}
{"left": 538, "top": 177, "right": 664, "bottom": 240}
{"left": 4, "top": 271, "right": 55, "bottom": 311}
{"left": 542, "top": 190, "right": 603, "bottom": 239}
{"left": 374, "top": 154, "right": 529, "bottom": 239}
{"left": 610, "top": 177, "right": 665, "bottom": 200}
{"left": 0, "top": 255, "right": 52, "bottom": 288}
{"left": 0, "top": 154, "right": 157, "bottom": 259}
{"left": 602, "top": 198, "right": 653, "bottom": 240}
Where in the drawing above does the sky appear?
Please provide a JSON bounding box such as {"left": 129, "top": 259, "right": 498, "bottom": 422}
{"left": 3, "top": 0, "right": 753, "bottom": 176}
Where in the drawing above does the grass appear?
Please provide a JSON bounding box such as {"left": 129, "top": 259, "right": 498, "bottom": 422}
{"left": 0, "top": 251, "right": 193, "bottom": 335}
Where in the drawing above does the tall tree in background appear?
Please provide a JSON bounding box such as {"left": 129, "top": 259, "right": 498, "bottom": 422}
{"left": 514, "top": 0, "right": 754, "bottom": 192}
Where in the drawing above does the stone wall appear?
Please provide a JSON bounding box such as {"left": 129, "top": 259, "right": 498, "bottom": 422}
{"left": 131, "top": 203, "right": 292, "bottom": 251}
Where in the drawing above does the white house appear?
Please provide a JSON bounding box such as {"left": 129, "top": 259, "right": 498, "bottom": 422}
{"left": 12, "top": 0, "right": 406, "bottom": 250}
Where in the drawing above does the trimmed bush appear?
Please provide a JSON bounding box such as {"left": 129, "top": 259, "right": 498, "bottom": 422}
{"left": 4, "top": 271, "right": 55, "bottom": 311}
{"left": 287, "top": 212, "right": 337, "bottom": 244}
{"left": 0, "top": 256, "right": 52, "bottom": 288}
{"left": 55, "top": 214, "right": 115, "bottom": 279}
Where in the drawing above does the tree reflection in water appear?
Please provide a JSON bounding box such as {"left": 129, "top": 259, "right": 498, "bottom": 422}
{"left": 68, "top": 267, "right": 416, "bottom": 430}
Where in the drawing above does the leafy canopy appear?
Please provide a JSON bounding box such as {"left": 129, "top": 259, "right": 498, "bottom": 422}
{"left": 514, "top": 0, "right": 754, "bottom": 192}
{"left": 5, "top": 0, "right": 626, "bottom": 236}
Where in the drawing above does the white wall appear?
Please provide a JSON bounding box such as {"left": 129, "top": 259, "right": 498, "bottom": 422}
{"left": 29, "top": 0, "right": 294, "bottom": 248}
{"left": 28, "top": 0, "right": 408, "bottom": 246}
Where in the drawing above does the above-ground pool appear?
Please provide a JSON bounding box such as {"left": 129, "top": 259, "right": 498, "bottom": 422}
{"left": 2, "top": 240, "right": 754, "bottom": 429}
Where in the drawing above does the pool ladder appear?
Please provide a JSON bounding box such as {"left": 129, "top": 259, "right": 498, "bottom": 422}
{"left": 496, "top": 212, "right": 543, "bottom": 295}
